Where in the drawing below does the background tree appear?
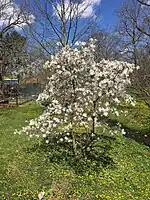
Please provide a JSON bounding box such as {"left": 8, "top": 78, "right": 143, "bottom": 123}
{"left": 26, "top": 0, "right": 101, "bottom": 54}
{"left": 0, "top": 0, "right": 34, "bottom": 38}
{"left": 117, "top": 0, "right": 150, "bottom": 106}
{"left": 136, "top": 0, "right": 150, "bottom": 36}
{"left": 0, "top": 0, "right": 34, "bottom": 79}
{"left": 1, "top": 31, "right": 28, "bottom": 78}
{"left": 27, "top": 45, "right": 48, "bottom": 84}
{"left": 90, "top": 29, "right": 122, "bottom": 61}
{"left": 130, "top": 44, "right": 150, "bottom": 107}
{"left": 117, "top": 0, "right": 144, "bottom": 66}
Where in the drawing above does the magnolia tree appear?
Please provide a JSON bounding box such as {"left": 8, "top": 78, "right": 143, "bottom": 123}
{"left": 15, "top": 39, "right": 139, "bottom": 156}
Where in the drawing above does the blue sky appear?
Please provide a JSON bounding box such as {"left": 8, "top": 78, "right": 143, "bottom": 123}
{"left": 12, "top": 0, "right": 123, "bottom": 47}
{"left": 100, "top": 0, "right": 122, "bottom": 28}
{"left": 15, "top": 0, "right": 122, "bottom": 29}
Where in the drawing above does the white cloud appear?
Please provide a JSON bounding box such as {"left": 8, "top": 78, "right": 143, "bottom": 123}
{"left": 53, "top": 0, "right": 101, "bottom": 19}
{"left": 80, "top": 0, "right": 101, "bottom": 18}
{"left": 0, "top": 0, "right": 35, "bottom": 31}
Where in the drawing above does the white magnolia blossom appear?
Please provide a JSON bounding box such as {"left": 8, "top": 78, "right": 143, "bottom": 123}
{"left": 15, "top": 39, "right": 139, "bottom": 148}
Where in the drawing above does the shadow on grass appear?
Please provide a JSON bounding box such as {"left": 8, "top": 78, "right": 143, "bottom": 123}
{"left": 103, "top": 117, "right": 150, "bottom": 147}
{"left": 28, "top": 135, "right": 116, "bottom": 175}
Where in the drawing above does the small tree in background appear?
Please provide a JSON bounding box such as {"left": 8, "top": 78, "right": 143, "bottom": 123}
{"left": 15, "top": 39, "right": 139, "bottom": 157}
{"left": 0, "top": 0, "right": 34, "bottom": 75}
{"left": 0, "top": 31, "right": 28, "bottom": 77}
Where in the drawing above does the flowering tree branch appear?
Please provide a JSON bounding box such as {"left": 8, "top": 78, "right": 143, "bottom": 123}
{"left": 15, "top": 39, "right": 139, "bottom": 157}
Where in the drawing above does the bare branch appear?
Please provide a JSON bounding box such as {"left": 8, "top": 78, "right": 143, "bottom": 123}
{"left": 25, "top": 0, "right": 100, "bottom": 53}
{"left": 137, "top": 0, "right": 150, "bottom": 6}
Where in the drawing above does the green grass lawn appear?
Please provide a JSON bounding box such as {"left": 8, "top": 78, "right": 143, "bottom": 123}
{"left": 0, "top": 102, "right": 150, "bottom": 199}
{"left": 110, "top": 101, "right": 150, "bottom": 134}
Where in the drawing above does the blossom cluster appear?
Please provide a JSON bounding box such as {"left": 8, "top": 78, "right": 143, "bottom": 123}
{"left": 15, "top": 39, "right": 139, "bottom": 149}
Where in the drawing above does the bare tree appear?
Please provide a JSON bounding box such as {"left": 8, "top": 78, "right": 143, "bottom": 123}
{"left": 26, "top": 0, "right": 101, "bottom": 54}
{"left": 117, "top": 0, "right": 146, "bottom": 66}
{"left": 136, "top": 0, "right": 150, "bottom": 36}
{"left": 130, "top": 45, "right": 150, "bottom": 107}
{"left": 117, "top": 0, "right": 150, "bottom": 105}
{"left": 0, "top": 0, "right": 34, "bottom": 37}
{"left": 91, "top": 29, "right": 122, "bottom": 61}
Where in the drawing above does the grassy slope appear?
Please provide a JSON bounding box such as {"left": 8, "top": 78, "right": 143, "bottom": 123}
{"left": 0, "top": 102, "right": 150, "bottom": 199}
{"left": 110, "top": 101, "right": 150, "bottom": 134}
